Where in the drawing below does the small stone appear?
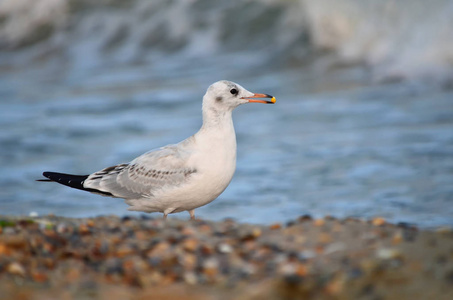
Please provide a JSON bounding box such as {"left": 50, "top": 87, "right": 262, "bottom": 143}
{"left": 0, "top": 243, "right": 11, "bottom": 255}
{"left": 392, "top": 231, "right": 403, "bottom": 244}
{"left": 376, "top": 248, "right": 402, "bottom": 260}
{"left": 198, "top": 224, "right": 212, "bottom": 234}
{"left": 217, "top": 243, "right": 233, "bottom": 254}
{"left": 43, "top": 257, "right": 56, "bottom": 269}
{"left": 324, "top": 242, "right": 346, "bottom": 255}
{"left": 121, "top": 216, "right": 132, "bottom": 222}
{"left": 296, "top": 264, "right": 308, "bottom": 276}
{"left": 135, "top": 230, "right": 148, "bottom": 240}
{"left": 203, "top": 258, "right": 219, "bottom": 278}
{"left": 32, "top": 271, "right": 48, "bottom": 282}
{"left": 240, "top": 262, "right": 256, "bottom": 276}
{"left": 279, "top": 262, "right": 297, "bottom": 275}
{"left": 269, "top": 223, "right": 282, "bottom": 230}
{"left": 56, "top": 223, "right": 68, "bottom": 234}
{"left": 314, "top": 219, "right": 325, "bottom": 227}
{"left": 184, "top": 271, "right": 198, "bottom": 285}
{"left": 79, "top": 224, "right": 91, "bottom": 234}
{"left": 181, "top": 226, "right": 196, "bottom": 236}
{"left": 86, "top": 219, "right": 95, "bottom": 227}
{"left": 182, "top": 238, "right": 198, "bottom": 252}
{"left": 298, "top": 250, "right": 316, "bottom": 260}
{"left": 180, "top": 253, "right": 197, "bottom": 270}
{"left": 116, "top": 244, "right": 135, "bottom": 257}
{"left": 200, "top": 243, "right": 214, "bottom": 255}
{"left": 252, "top": 227, "right": 262, "bottom": 237}
{"left": 7, "top": 262, "right": 26, "bottom": 276}
{"left": 372, "top": 217, "right": 386, "bottom": 226}
{"left": 286, "top": 220, "right": 296, "bottom": 227}
{"left": 147, "top": 241, "right": 171, "bottom": 258}
{"left": 239, "top": 227, "right": 262, "bottom": 241}
{"left": 298, "top": 215, "right": 312, "bottom": 222}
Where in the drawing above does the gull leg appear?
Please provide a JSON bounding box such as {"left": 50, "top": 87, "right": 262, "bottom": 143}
{"left": 189, "top": 209, "right": 195, "bottom": 220}
{"left": 163, "top": 208, "right": 175, "bottom": 220}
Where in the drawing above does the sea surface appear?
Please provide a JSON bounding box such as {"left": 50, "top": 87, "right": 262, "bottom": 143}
{"left": 1, "top": 0, "right": 452, "bottom": 227}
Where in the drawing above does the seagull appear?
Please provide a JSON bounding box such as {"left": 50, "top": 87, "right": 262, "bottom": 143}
{"left": 38, "top": 80, "right": 276, "bottom": 219}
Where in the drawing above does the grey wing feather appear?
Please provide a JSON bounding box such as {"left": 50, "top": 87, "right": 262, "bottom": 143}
{"left": 83, "top": 142, "right": 197, "bottom": 199}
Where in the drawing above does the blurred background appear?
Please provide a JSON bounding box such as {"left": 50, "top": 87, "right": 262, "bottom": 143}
{"left": 1, "top": 0, "right": 452, "bottom": 227}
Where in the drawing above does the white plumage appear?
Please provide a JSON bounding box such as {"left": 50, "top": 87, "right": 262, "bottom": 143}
{"left": 41, "top": 80, "right": 275, "bottom": 219}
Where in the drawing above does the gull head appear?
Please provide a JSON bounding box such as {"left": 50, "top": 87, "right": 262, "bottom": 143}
{"left": 203, "top": 80, "right": 275, "bottom": 113}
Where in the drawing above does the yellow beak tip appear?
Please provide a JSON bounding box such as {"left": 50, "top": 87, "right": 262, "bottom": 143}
{"left": 271, "top": 97, "right": 276, "bottom": 103}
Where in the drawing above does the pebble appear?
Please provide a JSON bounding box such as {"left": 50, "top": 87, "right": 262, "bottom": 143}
{"left": 79, "top": 224, "right": 91, "bottom": 234}
{"left": 314, "top": 219, "right": 325, "bottom": 227}
{"left": 217, "top": 243, "right": 233, "bottom": 254}
{"left": 116, "top": 244, "right": 135, "bottom": 257}
{"left": 180, "top": 253, "right": 197, "bottom": 270}
{"left": 269, "top": 223, "right": 282, "bottom": 230}
{"left": 298, "top": 215, "right": 313, "bottom": 222}
{"left": 182, "top": 238, "right": 199, "bottom": 252}
{"left": 376, "top": 248, "right": 402, "bottom": 260}
{"left": 324, "top": 242, "right": 346, "bottom": 254}
{"left": 392, "top": 231, "right": 403, "bottom": 244}
{"left": 200, "top": 243, "right": 214, "bottom": 255}
{"left": 0, "top": 243, "right": 11, "bottom": 255}
{"left": 372, "top": 217, "right": 387, "bottom": 226}
{"left": 203, "top": 257, "right": 219, "bottom": 278}
{"left": 184, "top": 271, "right": 198, "bottom": 285}
{"left": 32, "top": 270, "right": 48, "bottom": 282}
{"left": 7, "top": 262, "right": 26, "bottom": 276}
{"left": 0, "top": 215, "right": 451, "bottom": 299}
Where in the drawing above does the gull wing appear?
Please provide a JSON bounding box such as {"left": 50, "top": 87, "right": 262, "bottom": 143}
{"left": 83, "top": 139, "right": 197, "bottom": 199}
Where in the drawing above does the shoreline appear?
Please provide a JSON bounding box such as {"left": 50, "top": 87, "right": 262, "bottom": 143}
{"left": 1, "top": 215, "right": 452, "bottom": 299}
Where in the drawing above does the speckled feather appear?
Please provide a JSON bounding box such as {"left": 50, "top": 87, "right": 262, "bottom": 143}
{"left": 84, "top": 140, "right": 198, "bottom": 199}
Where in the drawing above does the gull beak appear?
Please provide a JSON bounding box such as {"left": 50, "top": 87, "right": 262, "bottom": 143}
{"left": 241, "top": 93, "right": 276, "bottom": 104}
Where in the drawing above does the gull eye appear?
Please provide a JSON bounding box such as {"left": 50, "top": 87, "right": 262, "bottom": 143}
{"left": 230, "top": 88, "right": 238, "bottom": 95}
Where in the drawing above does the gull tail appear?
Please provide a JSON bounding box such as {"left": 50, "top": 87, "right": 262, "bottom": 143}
{"left": 38, "top": 172, "right": 113, "bottom": 196}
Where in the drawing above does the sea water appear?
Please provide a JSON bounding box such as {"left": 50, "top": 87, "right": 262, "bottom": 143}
{"left": 1, "top": 0, "right": 452, "bottom": 227}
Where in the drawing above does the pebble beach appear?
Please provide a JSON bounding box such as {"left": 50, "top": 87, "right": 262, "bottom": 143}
{"left": 1, "top": 215, "right": 452, "bottom": 299}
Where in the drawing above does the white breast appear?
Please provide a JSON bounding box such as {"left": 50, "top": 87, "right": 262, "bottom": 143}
{"left": 170, "top": 122, "right": 237, "bottom": 211}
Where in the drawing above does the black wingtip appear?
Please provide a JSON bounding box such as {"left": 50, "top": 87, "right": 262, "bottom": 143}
{"left": 39, "top": 171, "right": 89, "bottom": 190}
{"left": 39, "top": 171, "right": 114, "bottom": 197}
{"left": 37, "top": 172, "right": 52, "bottom": 182}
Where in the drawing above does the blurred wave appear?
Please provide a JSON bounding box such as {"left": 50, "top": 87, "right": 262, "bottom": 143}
{"left": 0, "top": 0, "right": 452, "bottom": 82}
